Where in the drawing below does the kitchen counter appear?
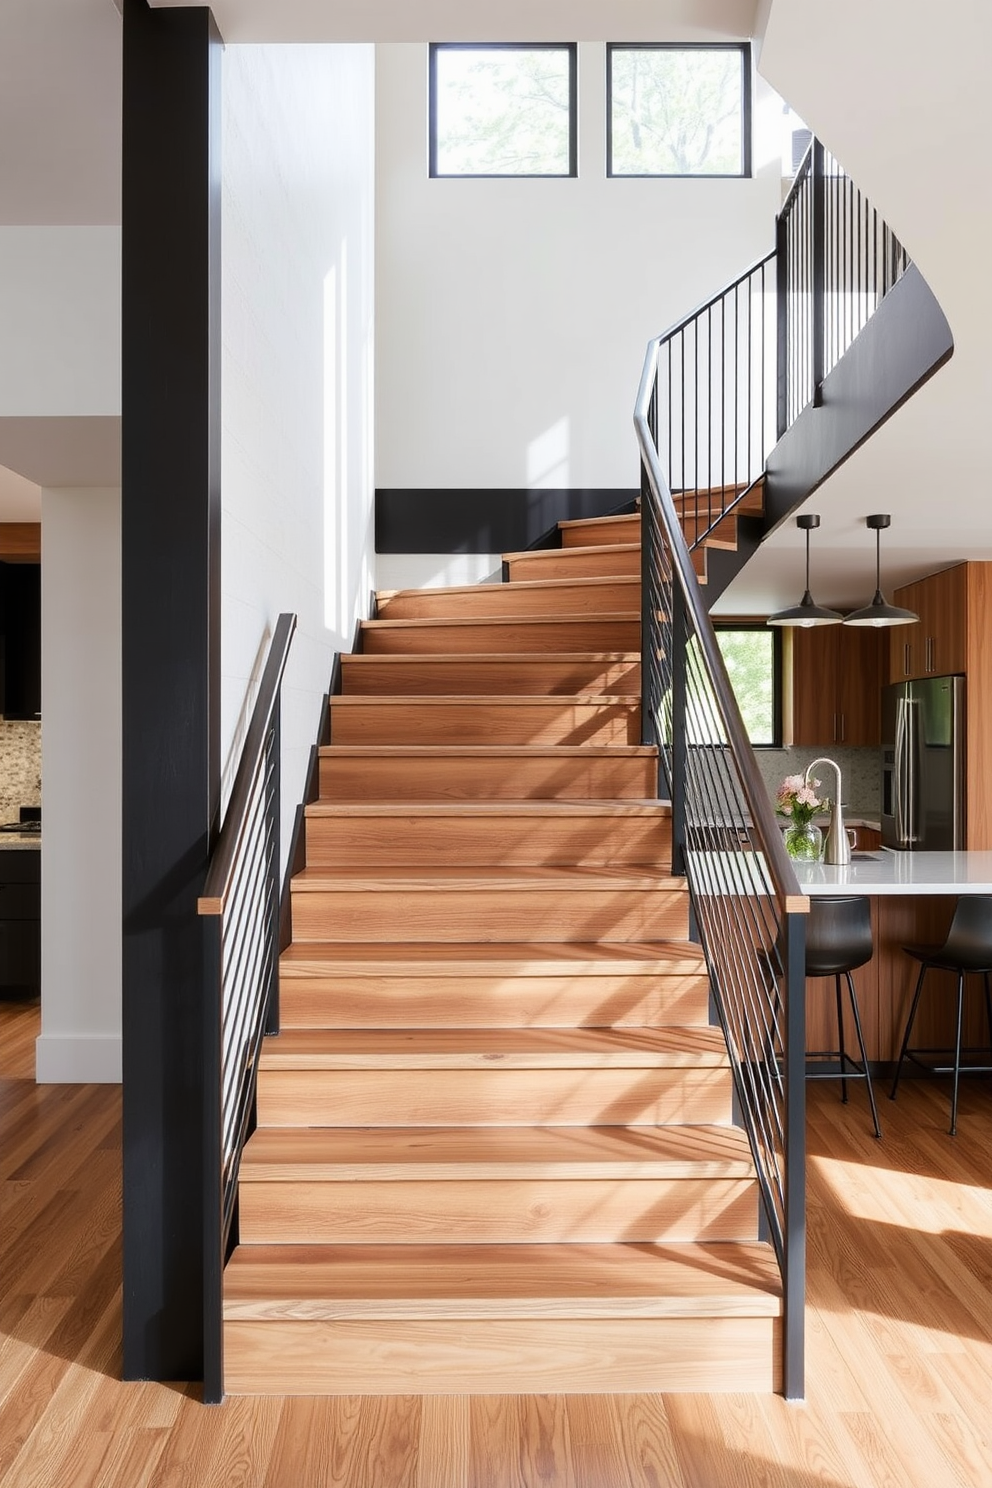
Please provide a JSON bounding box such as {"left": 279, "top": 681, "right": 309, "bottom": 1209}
{"left": 792, "top": 849, "right": 992, "bottom": 895}
{"left": 0, "top": 832, "right": 41, "bottom": 850}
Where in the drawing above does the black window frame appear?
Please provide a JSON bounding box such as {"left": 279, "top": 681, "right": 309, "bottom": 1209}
{"left": 712, "top": 620, "right": 782, "bottom": 748}
{"left": 429, "top": 42, "right": 579, "bottom": 180}
{"left": 606, "top": 42, "right": 752, "bottom": 180}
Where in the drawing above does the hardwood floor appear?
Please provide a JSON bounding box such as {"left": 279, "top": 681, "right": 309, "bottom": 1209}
{"left": 2, "top": 999, "right": 992, "bottom": 1486}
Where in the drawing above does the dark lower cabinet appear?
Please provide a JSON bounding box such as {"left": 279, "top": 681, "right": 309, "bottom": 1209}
{"left": 0, "top": 851, "right": 40, "bottom": 996}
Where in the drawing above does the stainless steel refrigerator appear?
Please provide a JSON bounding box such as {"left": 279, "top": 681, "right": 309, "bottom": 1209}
{"left": 881, "top": 675, "right": 966, "bottom": 849}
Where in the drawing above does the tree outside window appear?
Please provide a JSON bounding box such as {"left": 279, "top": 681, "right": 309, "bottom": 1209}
{"left": 608, "top": 45, "right": 750, "bottom": 178}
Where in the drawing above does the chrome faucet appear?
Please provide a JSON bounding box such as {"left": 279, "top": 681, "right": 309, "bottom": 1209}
{"left": 804, "top": 756, "right": 851, "bottom": 865}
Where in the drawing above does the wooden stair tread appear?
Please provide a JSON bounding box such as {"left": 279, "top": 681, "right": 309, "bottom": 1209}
{"left": 329, "top": 693, "right": 639, "bottom": 706}
{"left": 317, "top": 744, "right": 656, "bottom": 758}
{"left": 342, "top": 650, "right": 641, "bottom": 664}
{"left": 240, "top": 1123, "right": 753, "bottom": 1180}
{"left": 290, "top": 865, "right": 686, "bottom": 892}
{"left": 376, "top": 575, "right": 639, "bottom": 602}
{"left": 362, "top": 611, "right": 640, "bottom": 630}
{"left": 258, "top": 1027, "right": 728, "bottom": 1069}
{"left": 278, "top": 940, "right": 705, "bottom": 975}
{"left": 223, "top": 1241, "right": 781, "bottom": 1320}
{"left": 304, "top": 800, "right": 669, "bottom": 819}
{"left": 501, "top": 542, "right": 640, "bottom": 563}
{"left": 557, "top": 514, "right": 637, "bottom": 531}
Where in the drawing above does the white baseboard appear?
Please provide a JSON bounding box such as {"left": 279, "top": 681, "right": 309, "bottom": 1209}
{"left": 35, "top": 1033, "right": 122, "bottom": 1084}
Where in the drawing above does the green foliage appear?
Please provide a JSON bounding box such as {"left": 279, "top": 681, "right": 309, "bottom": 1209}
{"left": 610, "top": 48, "right": 743, "bottom": 176}
{"left": 716, "top": 629, "right": 775, "bottom": 744}
{"left": 434, "top": 49, "right": 572, "bottom": 176}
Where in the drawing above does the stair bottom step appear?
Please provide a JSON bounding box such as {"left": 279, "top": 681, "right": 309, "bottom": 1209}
{"left": 223, "top": 1315, "right": 782, "bottom": 1395}
{"left": 224, "top": 1241, "right": 781, "bottom": 1319}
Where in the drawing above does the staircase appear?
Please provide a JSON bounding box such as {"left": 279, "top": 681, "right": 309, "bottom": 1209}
{"left": 221, "top": 506, "right": 782, "bottom": 1395}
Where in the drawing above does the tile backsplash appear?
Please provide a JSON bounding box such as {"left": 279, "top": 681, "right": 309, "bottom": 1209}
{"left": 0, "top": 720, "right": 42, "bottom": 824}
{"left": 754, "top": 745, "right": 881, "bottom": 818}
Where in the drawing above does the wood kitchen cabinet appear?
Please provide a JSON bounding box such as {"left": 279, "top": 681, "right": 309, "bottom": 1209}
{"left": 888, "top": 563, "right": 968, "bottom": 682}
{"left": 789, "top": 624, "right": 884, "bottom": 746}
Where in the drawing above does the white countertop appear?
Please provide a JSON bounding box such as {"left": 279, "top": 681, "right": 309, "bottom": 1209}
{"left": 792, "top": 850, "right": 992, "bottom": 895}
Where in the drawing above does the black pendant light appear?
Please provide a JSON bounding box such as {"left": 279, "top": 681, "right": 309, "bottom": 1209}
{"left": 843, "top": 514, "right": 918, "bottom": 627}
{"left": 767, "top": 514, "right": 843, "bottom": 627}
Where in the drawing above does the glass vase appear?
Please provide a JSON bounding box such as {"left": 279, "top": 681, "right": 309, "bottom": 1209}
{"left": 783, "top": 821, "right": 823, "bottom": 862}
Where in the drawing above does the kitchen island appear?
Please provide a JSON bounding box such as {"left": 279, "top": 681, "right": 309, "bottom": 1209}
{"left": 788, "top": 849, "right": 992, "bottom": 1065}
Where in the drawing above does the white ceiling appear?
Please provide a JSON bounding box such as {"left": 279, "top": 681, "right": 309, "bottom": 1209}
{"left": 1, "top": 0, "right": 987, "bottom": 612}
{"left": 148, "top": 0, "right": 759, "bottom": 44}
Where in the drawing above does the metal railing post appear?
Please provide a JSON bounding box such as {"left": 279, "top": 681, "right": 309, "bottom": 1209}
{"left": 669, "top": 581, "right": 688, "bottom": 878}
{"left": 640, "top": 465, "right": 657, "bottom": 748}
{"left": 202, "top": 915, "right": 224, "bottom": 1405}
{"left": 811, "top": 140, "right": 826, "bottom": 406}
{"left": 775, "top": 213, "right": 789, "bottom": 439}
{"left": 265, "top": 709, "right": 281, "bottom": 1037}
{"left": 782, "top": 906, "right": 807, "bottom": 1401}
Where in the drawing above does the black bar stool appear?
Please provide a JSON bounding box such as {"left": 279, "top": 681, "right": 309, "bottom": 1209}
{"left": 890, "top": 894, "right": 992, "bottom": 1135}
{"left": 804, "top": 895, "right": 881, "bottom": 1138}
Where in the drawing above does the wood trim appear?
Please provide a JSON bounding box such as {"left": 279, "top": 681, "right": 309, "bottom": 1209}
{"left": 0, "top": 523, "right": 41, "bottom": 561}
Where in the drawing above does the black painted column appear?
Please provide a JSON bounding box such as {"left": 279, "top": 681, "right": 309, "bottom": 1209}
{"left": 121, "top": 0, "right": 222, "bottom": 1381}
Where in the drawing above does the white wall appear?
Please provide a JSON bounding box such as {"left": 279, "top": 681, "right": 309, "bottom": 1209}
{"left": 222, "top": 44, "right": 376, "bottom": 856}
{"left": 375, "top": 42, "right": 786, "bottom": 498}
{"left": 37, "top": 486, "right": 121, "bottom": 1083}
{"left": 0, "top": 229, "right": 120, "bottom": 416}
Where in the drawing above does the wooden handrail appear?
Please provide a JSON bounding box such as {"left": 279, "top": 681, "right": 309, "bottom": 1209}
{"left": 198, "top": 612, "right": 296, "bottom": 916}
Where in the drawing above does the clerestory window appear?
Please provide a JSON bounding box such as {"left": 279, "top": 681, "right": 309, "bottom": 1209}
{"left": 607, "top": 44, "right": 752, "bottom": 178}
{"left": 429, "top": 43, "right": 578, "bottom": 178}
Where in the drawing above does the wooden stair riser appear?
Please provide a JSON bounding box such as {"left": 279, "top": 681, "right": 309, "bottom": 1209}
{"left": 290, "top": 885, "right": 690, "bottom": 943}
{"left": 279, "top": 970, "right": 712, "bottom": 1030}
{"left": 255, "top": 1067, "right": 732, "bottom": 1129}
{"left": 303, "top": 809, "right": 671, "bottom": 869}
{"left": 360, "top": 617, "right": 641, "bottom": 654}
{"left": 328, "top": 698, "right": 641, "bottom": 747}
{"left": 339, "top": 654, "right": 641, "bottom": 696}
{"left": 505, "top": 546, "right": 640, "bottom": 583}
{"left": 376, "top": 578, "right": 639, "bottom": 620}
{"left": 560, "top": 515, "right": 640, "bottom": 548}
{"left": 317, "top": 749, "right": 659, "bottom": 802}
{"left": 223, "top": 1315, "right": 780, "bottom": 1395}
{"left": 238, "top": 1176, "right": 757, "bottom": 1246}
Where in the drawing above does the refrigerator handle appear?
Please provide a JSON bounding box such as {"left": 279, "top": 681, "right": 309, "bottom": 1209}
{"left": 953, "top": 680, "right": 966, "bottom": 849}
{"left": 894, "top": 696, "right": 909, "bottom": 846}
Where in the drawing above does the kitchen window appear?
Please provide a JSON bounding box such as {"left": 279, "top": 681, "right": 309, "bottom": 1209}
{"left": 607, "top": 44, "right": 751, "bottom": 178}
{"left": 714, "top": 624, "right": 781, "bottom": 747}
{"left": 429, "top": 44, "right": 578, "bottom": 178}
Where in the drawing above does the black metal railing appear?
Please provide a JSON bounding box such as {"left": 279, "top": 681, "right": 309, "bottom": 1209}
{"left": 777, "top": 139, "right": 910, "bottom": 435}
{"left": 637, "top": 349, "right": 808, "bottom": 1400}
{"left": 199, "top": 612, "right": 296, "bottom": 1404}
{"left": 656, "top": 252, "right": 776, "bottom": 549}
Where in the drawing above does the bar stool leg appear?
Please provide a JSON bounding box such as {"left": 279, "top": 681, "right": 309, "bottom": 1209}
{"left": 835, "top": 973, "right": 849, "bottom": 1103}
{"left": 949, "top": 971, "right": 966, "bottom": 1137}
{"left": 890, "top": 963, "right": 928, "bottom": 1100}
{"left": 845, "top": 970, "right": 882, "bottom": 1139}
